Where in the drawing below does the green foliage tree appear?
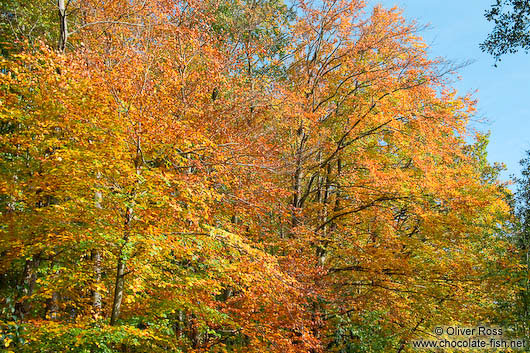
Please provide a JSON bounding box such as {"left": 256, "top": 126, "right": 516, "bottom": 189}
{"left": 0, "top": 0, "right": 58, "bottom": 55}
{"left": 481, "top": 0, "right": 530, "bottom": 62}
{"left": 505, "top": 150, "right": 530, "bottom": 338}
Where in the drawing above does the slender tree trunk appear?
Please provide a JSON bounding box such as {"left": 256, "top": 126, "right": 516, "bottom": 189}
{"left": 245, "top": 42, "right": 255, "bottom": 122}
{"left": 47, "top": 289, "right": 59, "bottom": 320}
{"left": 92, "top": 178, "right": 103, "bottom": 317}
{"left": 58, "top": 0, "right": 68, "bottom": 52}
{"left": 291, "top": 123, "right": 307, "bottom": 229}
{"left": 175, "top": 310, "right": 185, "bottom": 338}
{"left": 15, "top": 254, "right": 41, "bottom": 319}
{"left": 110, "top": 206, "right": 132, "bottom": 326}
{"left": 330, "top": 158, "right": 342, "bottom": 232}
{"left": 191, "top": 314, "right": 203, "bottom": 348}
{"left": 317, "top": 158, "right": 341, "bottom": 266}
{"left": 91, "top": 249, "right": 102, "bottom": 314}
{"left": 110, "top": 254, "right": 125, "bottom": 325}
{"left": 110, "top": 136, "right": 141, "bottom": 325}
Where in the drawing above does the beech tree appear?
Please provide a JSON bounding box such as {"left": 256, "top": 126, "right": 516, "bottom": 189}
{"left": 0, "top": 0, "right": 517, "bottom": 352}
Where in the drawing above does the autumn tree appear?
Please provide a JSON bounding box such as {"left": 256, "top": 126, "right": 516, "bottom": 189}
{"left": 0, "top": 0, "right": 517, "bottom": 352}
{"left": 0, "top": 1, "right": 313, "bottom": 351}
{"left": 270, "top": 0, "right": 514, "bottom": 350}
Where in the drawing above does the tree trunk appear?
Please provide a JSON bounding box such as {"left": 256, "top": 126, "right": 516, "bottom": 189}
{"left": 47, "top": 290, "right": 59, "bottom": 320}
{"left": 15, "top": 254, "right": 41, "bottom": 319}
{"left": 58, "top": 0, "right": 68, "bottom": 52}
{"left": 92, "top": 180, "right": 103, "bottom": 317}
{"left": 110, "top": 137, "right": 141, "bottom": 325}
{"left": 291, "top": 123, "right": 307, "bottom": 229}
{"left": 317, "top": 158, "right": 341, "bottom": 266}
{"left": 91, "top": 249, "right": 102, "bottom": 315}
{"left": 110, "top": 206, "right": 132, "bottom": 326}
{"left": 110, "top": 258, "right": 125, "bottom": 325}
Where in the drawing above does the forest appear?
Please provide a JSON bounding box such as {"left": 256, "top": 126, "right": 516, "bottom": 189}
{"left": 0, "top": 0, "right": 529, "bottom": 352}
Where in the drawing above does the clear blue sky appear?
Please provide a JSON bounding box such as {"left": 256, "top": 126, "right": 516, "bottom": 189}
{"left": 378, "top": 0, "right": 530, "bottom": 183}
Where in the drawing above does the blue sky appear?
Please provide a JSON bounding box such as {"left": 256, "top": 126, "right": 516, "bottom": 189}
{"left": 378, "top": 0, "right": 530, "bottom": 184}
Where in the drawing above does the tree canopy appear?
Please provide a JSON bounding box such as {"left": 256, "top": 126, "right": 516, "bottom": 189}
{"left": 481, "top": 0, "right": 530, "bottom": 61}
{"left": 0, "top": 0, "right": 519, "bottom": 352}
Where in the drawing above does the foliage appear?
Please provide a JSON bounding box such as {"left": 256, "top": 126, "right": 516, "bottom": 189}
{"left": 494, "top": 150, "right": 530, "bottom": 340}
{"left": 0, "top": 0, "right": 517, "bottom": 352}
{"left": 0, "top": 0, "right": 58, "bottom": 55}
{"left": 481, "top": 0, "right": 530, "bottom": 62}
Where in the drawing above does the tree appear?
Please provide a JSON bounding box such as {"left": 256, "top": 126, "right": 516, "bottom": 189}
{"left": 0, "top": 1, "right": 315, "bottom": 351}
{"left": 279, "top": 2, "right": 514, "bottom": 349}
{"left": 481, "top": 0, "right": 530, "bottom": 62}
{"left": 493, "top": 150, "right": 530, "bottom": 339}
{"left": 0, "top": 0, "right": 57, "bottom": 56}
